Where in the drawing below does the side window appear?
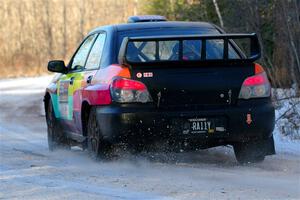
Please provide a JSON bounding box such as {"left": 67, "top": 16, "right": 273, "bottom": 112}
{"left": 70, "top": 34, "right": 97, "bottom": 70}
{"left": 85, "top": 33, "right": 106, "bottom": 70}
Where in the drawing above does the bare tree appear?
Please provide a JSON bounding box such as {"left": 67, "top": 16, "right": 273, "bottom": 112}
{"left": 44, "top": 0, "right": 53, "bottom": 58}
{"left": 281, "top": 1, "right": 299, "bottom": 91}
{"left": 0, "top": 0, "right": 299, "bottom": 85}
{"left": 212, "top": 0, "right": 224, "bottom": 28}
{"left": 133, "top": 0, "right": 139, "bottom": 15}
{"left": 78, "top": 0, "right": 86, "bottom": 42}
{"left": 62, "top": 0, "right": 67, "bottom": 59}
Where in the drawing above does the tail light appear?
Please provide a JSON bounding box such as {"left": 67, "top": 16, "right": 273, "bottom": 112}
{"left": 110, "top": 77, "right": 152, "bottom": 103}
{"left": 238, "top": 64, "right": 271, "bottom": 99}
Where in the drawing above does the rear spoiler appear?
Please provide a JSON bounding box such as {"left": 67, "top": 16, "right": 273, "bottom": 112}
{"left": 118, "top": 33, "right": 261, "bottom": 65}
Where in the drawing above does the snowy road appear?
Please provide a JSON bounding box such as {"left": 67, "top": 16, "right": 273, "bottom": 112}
{"left": 0, "top": 76, "right": 299, "bottom": 200}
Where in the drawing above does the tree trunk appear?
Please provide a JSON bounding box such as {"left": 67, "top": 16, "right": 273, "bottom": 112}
{"left": 212, "top": 0, "right": 224, "bottom": 28}
{"left": 62, "top": 0, "right": 67, "bottom": 59}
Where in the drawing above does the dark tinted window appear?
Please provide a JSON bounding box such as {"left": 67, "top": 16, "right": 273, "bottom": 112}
{"left": 182, "top": 40, "right": 201, "bottom": 60}
{"left": 126, "top": 39, "right": 239, "bottom": 62}
{"left": 205, "top": 39, "right": 239, "bottom": 60}
{"left": 119, "top": 28, "right": 240, "bottom": 62}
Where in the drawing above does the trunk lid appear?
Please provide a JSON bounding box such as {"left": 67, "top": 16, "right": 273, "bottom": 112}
{"left": 130, "top": 63, "right": 254, "bottom": 108}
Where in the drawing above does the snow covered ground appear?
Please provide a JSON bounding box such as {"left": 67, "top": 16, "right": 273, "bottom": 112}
{"left": 0, "top": 76, "right": 299, "bottom": 200}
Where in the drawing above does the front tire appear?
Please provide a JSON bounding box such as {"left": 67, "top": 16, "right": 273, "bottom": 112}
{"left": 87, "top": 107, "right": 112, "bottom": 160}
{"left": 46, "top": 100, "right": 69, "bottom": 151}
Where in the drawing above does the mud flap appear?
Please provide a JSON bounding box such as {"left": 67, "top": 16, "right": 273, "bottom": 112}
{"left": 263, "top": 135, "right": 276, "bottom": 156}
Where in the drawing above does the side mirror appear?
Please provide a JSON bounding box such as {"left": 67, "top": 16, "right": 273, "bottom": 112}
{"left": 47, "top": 60, "right": 67, "bottom": 73}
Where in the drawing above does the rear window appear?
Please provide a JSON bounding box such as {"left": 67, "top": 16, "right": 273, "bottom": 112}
{"left": 126, "top": 39, "right": 239, "bottom": 62}
{"left": 118, "top": 28, "right": 240, "bottom": 63}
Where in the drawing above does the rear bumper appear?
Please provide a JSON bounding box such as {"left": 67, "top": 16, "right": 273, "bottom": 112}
{"left": 95, "top": 99, "right": 275, "bottom": 145}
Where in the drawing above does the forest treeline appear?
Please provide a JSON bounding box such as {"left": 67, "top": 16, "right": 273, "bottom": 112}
{"left": 0, "top": 0, "right": 140, "bottom": 77}
{"left": 0, "top": 0, "right": 299, "bottom": 90}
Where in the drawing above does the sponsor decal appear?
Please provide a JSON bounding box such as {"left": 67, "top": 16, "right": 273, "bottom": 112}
{"left": 136, "top": 72, "right": 142, "bottom": 78}
{"left": 59, "top": 81, "right": 69, "bottom": 102}
{"left": 143, "top": 72, "right": 153, "bottom": 77}
{"left": 136, "top": 72, "right": 153, "bottom": 78}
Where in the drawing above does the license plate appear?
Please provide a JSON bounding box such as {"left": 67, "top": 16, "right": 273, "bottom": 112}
{"left": 183, "top": 118, "right": 215, "bottom": 134}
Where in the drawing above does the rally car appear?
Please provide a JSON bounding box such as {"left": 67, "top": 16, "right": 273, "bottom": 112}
{"left": 44, "top": 15, "right": 275, "bottom": 163}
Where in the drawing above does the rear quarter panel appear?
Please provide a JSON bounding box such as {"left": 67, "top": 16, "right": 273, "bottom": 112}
{"left": 82, "top": 64, "right": 131, "bottom": 106}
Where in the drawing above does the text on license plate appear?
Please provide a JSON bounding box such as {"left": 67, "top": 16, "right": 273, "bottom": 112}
{"left": 186, "top": 118, "right": 214, "bottom": 134}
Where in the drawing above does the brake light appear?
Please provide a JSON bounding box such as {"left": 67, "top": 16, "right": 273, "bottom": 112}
{"left": 112, "top": 78, "right": 146, "bottom": 90}
{"left": 243, "top": 74, "right": 266, "bottom": 86}
{"left": 110, "top": 78, "right": 152, "bottom": 103}
{"left": 238, "top": 64, "right": 271, "bottom": 99}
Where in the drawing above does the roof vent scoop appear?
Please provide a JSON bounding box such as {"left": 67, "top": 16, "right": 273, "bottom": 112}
{"left": 127, "top": 15, "right": 167, "bottom": 23}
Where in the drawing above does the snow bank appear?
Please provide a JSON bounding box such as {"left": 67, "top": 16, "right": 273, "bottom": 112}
{"left": 272, "top": 88, "right": 300, "bottom": 155}
{"left": 0, "top": 75, "right": 53, "bottom": 95}
{"left": 0, "top": 75, "right": 53, "bottom": 89}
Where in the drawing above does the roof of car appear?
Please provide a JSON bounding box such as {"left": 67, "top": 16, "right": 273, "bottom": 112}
{"left": 89, "top": 21, "right": 216, "bottom": 35}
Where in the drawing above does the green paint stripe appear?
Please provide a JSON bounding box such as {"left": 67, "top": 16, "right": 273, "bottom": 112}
{"left": 50, "top": 94, "right": 60, "bottom": 118}
{"left": 67, "top": 96, "right": 73, "bottom": 120}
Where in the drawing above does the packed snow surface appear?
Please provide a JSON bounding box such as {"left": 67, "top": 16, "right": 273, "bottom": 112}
{"left": 0, "top": 76, "right": 299, "bottom": 199}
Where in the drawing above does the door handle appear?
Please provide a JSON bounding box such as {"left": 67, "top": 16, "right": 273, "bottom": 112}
{"left": 70, "top": 77, "right": 75, "bottom": 85}
{"left": 87, "top": 75, "right": 93, "bottom": 84}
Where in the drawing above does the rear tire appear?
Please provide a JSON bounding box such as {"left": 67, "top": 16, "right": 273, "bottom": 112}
{"left": 46, "top": 100, "right": 70, "bottom": 151}
{"left": 233, "top": 140, "right": 265, "bottom": 164}
{"left": 87, "top": 107, "right": 112, "bottom": 160}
